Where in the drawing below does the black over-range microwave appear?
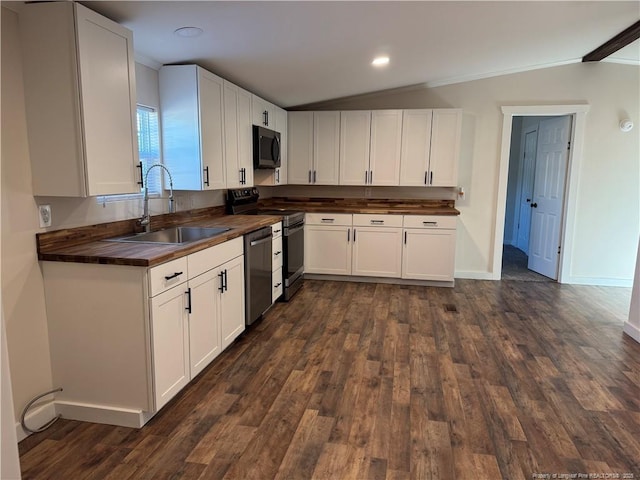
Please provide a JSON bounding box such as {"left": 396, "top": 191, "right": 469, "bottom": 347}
{"left": 253, "top": 125, "right": 281, "bottom": 169}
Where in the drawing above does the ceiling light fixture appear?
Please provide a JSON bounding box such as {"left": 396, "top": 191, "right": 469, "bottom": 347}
{"left": 372, "top": 56, "right": 390, "bottom": 67}
{"left": 174, "top": 26, "right": 203, "bottom": 38}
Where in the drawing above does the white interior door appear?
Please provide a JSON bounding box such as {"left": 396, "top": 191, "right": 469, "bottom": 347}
{"left": 528, "top": 116, "right": 571, "bottom": 279}
{"left": 517, "top": 129, "right": 538, "bottom": 254}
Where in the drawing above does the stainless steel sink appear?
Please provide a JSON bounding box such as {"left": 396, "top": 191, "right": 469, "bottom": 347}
{"left": 107, "top": 226, "right": 231, "bottom": 245}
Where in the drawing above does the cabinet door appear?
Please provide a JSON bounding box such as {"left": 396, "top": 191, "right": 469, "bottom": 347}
{"left": 238, "top": 87, "right": 254, "bottom": 186}
{"left": 429, "top": 109, "right": 462, "bottom": 187}
{"left": 187, "top": 269, "right": 222, "bottom": 378}
{"left": 199, "top": 68, "right": 226, "bottom": 190}
{"left": 313, "top": 112, "right": 340, "bottom": 185}
{"left": 76, "top": 4, "right": 139, "bottom": 196}
{"left": 304, "top": 225, "right": 352, "bottom": 275}
{"left": 223, "top": 81, "right": 241, "bottom": 189}
{"left": 150, "top": 284, "right": 190, "bottom": 411}
{"left": 369, "top": 110, "right": 402, "bottom": 186}
{"left": 339, "top": 111, "right": 371, "bottom": 185}
{"left": 252, "top": 95, "right": 276, "bottom": 128}
{"left": 288, "top": 111, "right": 314, "bottom": 184}
{"left": 220, "top": 255, "right": 246, "bottom": 350}
{"left": 274, "top": 107, "right": 288, "bottom": 185}
{"left": 352, "top": 227, "right": 403, "bottom": 277}
{"left": 400, "top": 109, "right": 432, "bottom": 186}
{"left": 402, "top": 229, "right": 456, "bottom": 281}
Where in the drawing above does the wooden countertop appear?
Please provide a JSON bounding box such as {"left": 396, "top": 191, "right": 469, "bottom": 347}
{"left": 37, "top": 198, "right": 459, "bottom": 267}
{"left": 261, "top": 197, "right": 460, "bottom": 215}
{"left": 37, "top": 211, "right": 281, "bottom": 267}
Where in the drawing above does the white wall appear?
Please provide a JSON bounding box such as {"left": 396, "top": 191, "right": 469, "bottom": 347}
{"left": 307, "top": 62, "right": 639, "bottom": 283}
{"left": 1, "top": 7, "right": 54, "bottom": 429}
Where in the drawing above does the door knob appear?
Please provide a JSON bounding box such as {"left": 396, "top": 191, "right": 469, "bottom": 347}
{"left": 531, "top": 202, "right": 538, "bottom": 208}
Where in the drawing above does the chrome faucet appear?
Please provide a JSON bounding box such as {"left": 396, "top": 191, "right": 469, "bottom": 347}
{"left": 139, "top": 163, "right": 175, "bottom": 232}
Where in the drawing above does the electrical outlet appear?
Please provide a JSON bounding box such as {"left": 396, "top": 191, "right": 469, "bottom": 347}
{"left": 38, "top": 204, "right": 52, "bottom": 228}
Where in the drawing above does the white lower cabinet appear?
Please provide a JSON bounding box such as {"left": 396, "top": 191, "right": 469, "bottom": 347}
{"left": 401, "top": 215, "right": 457, "bottom": 281}
{"left": 41, "top": 236, "right": 245, "bottom": 427}
{"left": 272, "top": 222, "right": 284, "bottom": 302}
{"left": 305, "top": 213, "right": 456, "bottom": 283}
{"left": 150, "top": 283, "right": 190, "bottom": 410}
{"left": 352, "top": 215, "right": 403, "bottom": 277}
{"left": 305, "top": 214, "right": 353, "bottom": 275}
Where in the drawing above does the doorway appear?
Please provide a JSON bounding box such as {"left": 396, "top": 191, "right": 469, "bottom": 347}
{"left": 502, "top": 115, "right": 572, "bottom": 281}
{"left": 493, "top": 105, "right": 590, "bottom": 283}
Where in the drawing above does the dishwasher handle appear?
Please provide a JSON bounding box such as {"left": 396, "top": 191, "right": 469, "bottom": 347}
{"left": 250, "top": 234, "right": 273, "bottom": 246}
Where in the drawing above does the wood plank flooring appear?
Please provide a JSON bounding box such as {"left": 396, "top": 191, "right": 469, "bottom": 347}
{"left": 18, "top": 279, "right": 640, "bottom": 479}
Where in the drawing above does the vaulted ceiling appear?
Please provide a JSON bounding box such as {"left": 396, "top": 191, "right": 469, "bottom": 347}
{"left": 33, "top": 2, "right": 640, "bottom": 107}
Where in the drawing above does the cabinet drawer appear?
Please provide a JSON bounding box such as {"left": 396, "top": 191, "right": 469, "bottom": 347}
{"left": 306, "top": 213, "right": 352, "bottom": 226}
{"left": 272, "top": 222, "right": 283, "bottom": 239}
{"left": 149, "top": 257, "right": 189, "bottom": 297}
{"left": 353, "top": 214, "right": 402, "bottom": 227}
{"left": 272, "top": 267, "right": 283, "bottom": 301}
{"left": 403, "top": 215, "right": 457, "bottom": 229}
{"left": 272, "top": 236, "right": 283, "bottom": 270}
{"left": 188, "top": 237, "right": 243, "bottom": 278}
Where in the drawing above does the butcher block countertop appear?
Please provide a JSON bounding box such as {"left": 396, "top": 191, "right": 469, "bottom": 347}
{"left": 36, "top": 206, "right": 281, "bottom": 267}
{"left": 37, "top": 199, "right": 459, "bottom": 267}
{"left": 261, "top": 197, "right": 460, "bottom": 215}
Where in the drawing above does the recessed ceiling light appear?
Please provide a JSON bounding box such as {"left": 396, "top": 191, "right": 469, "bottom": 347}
{"left": 372, "top": 56, "right": 390, "bottom": 67}
{"left": 174, "top": 26, "right": 203, "bottom": 38}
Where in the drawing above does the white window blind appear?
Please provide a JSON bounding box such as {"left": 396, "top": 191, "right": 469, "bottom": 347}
{"left": 97, "top": 105, "right": 162, "bottom": 203}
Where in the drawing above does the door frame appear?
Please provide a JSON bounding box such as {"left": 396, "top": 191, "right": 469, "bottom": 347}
{"left": 493, "top": 105, "right": 590, "bottom": 282}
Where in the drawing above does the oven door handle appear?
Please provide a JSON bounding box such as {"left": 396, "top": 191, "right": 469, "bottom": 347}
{"left": 285, "top": 224, "right": 304, "bottom": 236}
{"left": 250, "top": 235, "right": 273, "bottom": 246}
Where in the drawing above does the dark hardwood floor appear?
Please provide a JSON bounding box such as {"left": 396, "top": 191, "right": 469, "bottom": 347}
{"left": 18, "top": 279, "right": 640, "bottom": 479}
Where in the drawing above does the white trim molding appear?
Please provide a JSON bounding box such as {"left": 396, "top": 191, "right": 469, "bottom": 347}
{"left": 623, "top": 321, "right": 640, "bottom": 343}
{"left": 494, "top": 105, "right": 590, "bottom": 282}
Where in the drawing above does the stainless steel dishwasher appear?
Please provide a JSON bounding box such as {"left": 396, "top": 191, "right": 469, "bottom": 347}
{"left": 244, "top": 226, "right": 273, "bottom": 325}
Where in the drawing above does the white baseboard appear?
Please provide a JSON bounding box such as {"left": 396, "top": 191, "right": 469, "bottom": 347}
{"left": 623, "top": 321, "right": 640, "bottom": 343}
{"left": 54, "top": 401, "right": 154, "bottom": 428}
{"left": 304, "top": 274, "right": 454, "bottom": 287}
{"left": 454, "top": 270, "right": 495, "bottom": 280}
{"left": 16, "top": 401, "right": 154, "bottom": 441}
{"left": 563, "top": 276, "right": 633, "bottom": 287}
{"left": 15, "top": 401, "right": 57, "bottom": 442}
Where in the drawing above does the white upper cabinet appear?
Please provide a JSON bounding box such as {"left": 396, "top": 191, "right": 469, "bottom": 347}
{"left": 339, "top": 111, "right": 371, "bottom": 185}
{"left": 160, "top": 65, "right": 226, "bottom": 191}
{"left": 274, "top": 107, "right": 288, "bottom": 185}
{"left": 369, "top": 110, "right": 403, "bottom": 186}
{"left": 400, "top": 109, "right": 462, "bottom": 187}
{"left": 288, "top": 112, "right": 314, "bottom": 184}
{"left": 252, "top": 95, "right": 277, "bottom": 129}
{"left": 289, "top": 111, "right": 341, "bottom": 185}
{"left": 224, "top": 81, "right": 253, "bottom": 188}
{"left": 313, "top": 112, "right": 341, "bottom": 185}
{"left": 400, "top": 109, "right": 433, "bottom": 186}
{"left": 20, "top": 2, "right": 141, "bottom": 197}
{"left": 428, "top": 109, "right": 462, "bottom": 187}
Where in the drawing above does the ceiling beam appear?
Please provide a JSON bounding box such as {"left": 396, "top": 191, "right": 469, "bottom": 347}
{"left": 582, "top": 20, "right": 640, "bottom": 62}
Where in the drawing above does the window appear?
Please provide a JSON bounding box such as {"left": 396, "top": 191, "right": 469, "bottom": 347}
{"left": 137, "top": 105, "right": 162, "bottom": 195}
{"left": 96, "top": 105, "right": 162, "bottom": 204}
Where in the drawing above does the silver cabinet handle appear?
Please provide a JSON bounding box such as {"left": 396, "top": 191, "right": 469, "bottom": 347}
{"left": 370, "top": 220, "right": 384, "bottom": 225}
{"left": 423, "top": 221, "right": 438, "bottom": 226}
{"left": 321, "top": 218, "right": 335, "bottom": 223}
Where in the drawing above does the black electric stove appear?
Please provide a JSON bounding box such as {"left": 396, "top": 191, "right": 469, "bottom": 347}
{"left": 227, "top": 188, "right": 304, "bottom": 301}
